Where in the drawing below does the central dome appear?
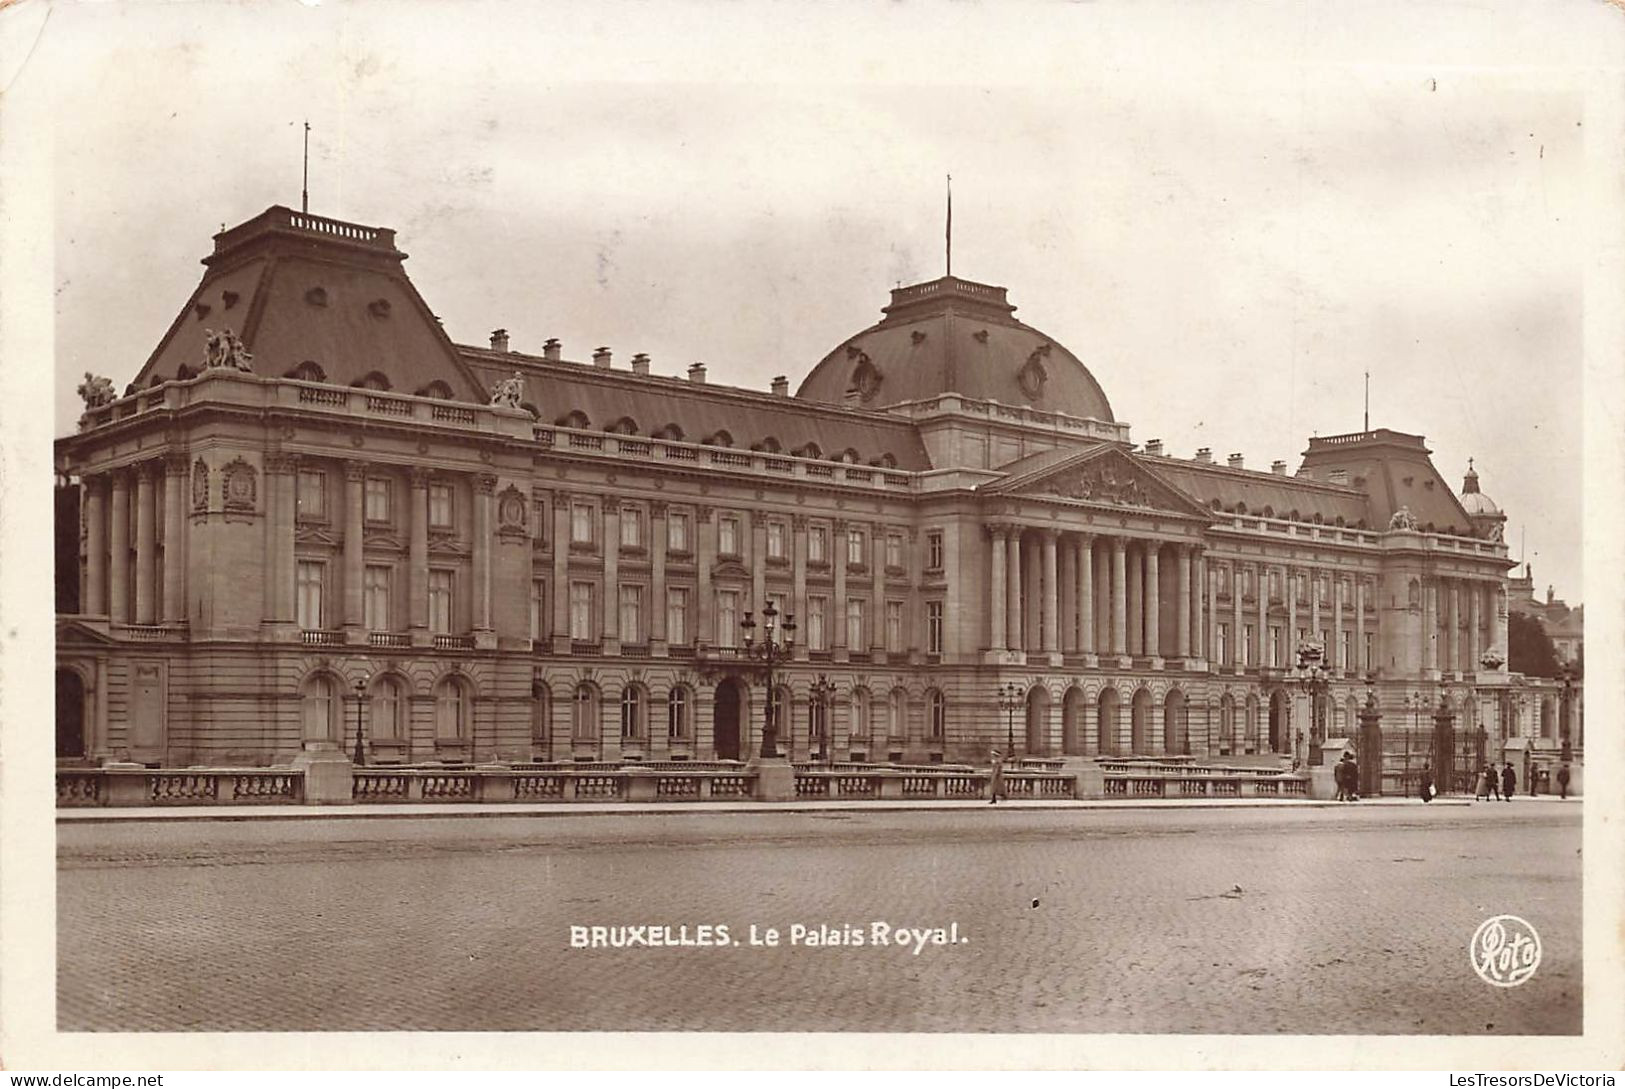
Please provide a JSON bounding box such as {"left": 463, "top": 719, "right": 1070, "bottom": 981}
{"left": 796, "top": 275, "right": 1115, "bottom": 421}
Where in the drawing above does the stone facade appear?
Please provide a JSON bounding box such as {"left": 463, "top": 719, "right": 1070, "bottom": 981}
{"left": 55, "top": 205, "right": 1553, "bottom": 785}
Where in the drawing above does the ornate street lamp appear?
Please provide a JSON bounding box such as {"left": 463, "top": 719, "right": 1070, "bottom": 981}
{"left": 808, "top": 673, "right": 837, "bottom": 764}
{"left": 996, "top": 682, "right": 1023, "bottom": 760}
{"left": 352, "top": 671, "right": 370, "bottom": 767}
{"left": 1558, "top": 665, "right": 1574, "bottom": 764}
{"left": 739, "top": 601, "right": 796, "bottom": 760}
{"left": 1293, "top": 641, "right": 1330, "bottom": 765}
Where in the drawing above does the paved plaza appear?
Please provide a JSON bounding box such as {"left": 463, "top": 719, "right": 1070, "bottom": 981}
{"left": 57, "top": 802, "right": 1581, "bottom": 1034}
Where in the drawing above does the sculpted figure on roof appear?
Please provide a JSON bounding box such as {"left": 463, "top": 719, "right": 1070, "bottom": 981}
{"left": 202, "top": 328, "right": 254, "bottom": 372}
{"left": 77, "top": 372, "right": 115, "bottom": 408}
{"left": 1388, "top": 505, "right": 1418, "bottom": 531}
{"left": 490, "top": 371, "right": 526, "bottom": 409}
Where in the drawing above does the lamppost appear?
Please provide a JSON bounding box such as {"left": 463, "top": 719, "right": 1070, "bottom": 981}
{"left": 1293, "top": 641, "right": 1330, "bottom": 765}
{"left": 808, "top": 673, "right": 836, "bottom": 764}
{"left": 739, "top": 601, "right": 796, "bottom": 760}
{"left": 997, "top": 682, "right": 1023, "bottom": 760}
{"left": 1558, "top": 665, "right": 1575, "bottom": 764}
{"left": 351, "top": 672, "right": 369, "bottom": 767}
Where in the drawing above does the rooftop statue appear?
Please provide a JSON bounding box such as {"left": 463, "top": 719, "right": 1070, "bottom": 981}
{"left": 1388, "top": 505, "right": 1418, "bottom": 531}
{"left": 203, "top": 328, "right": 254, "bottom": 372}
{"left": 490, "top": 371, "right": 526, "bottom": 409}
{"left": 77, "top": 372, "right": 115, "bottom": 409}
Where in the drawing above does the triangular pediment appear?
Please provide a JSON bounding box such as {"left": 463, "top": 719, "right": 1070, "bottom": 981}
{"left": 57, "top": 617, "right": 117, "bottom": 646}
{"left": 985, "top": 445, "right": 1214, "bottom": 521}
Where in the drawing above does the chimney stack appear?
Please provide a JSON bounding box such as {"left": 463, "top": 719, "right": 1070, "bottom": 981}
{"left": 489, "top": 328, "right": 510, "bottom": 352}
{"left": 1145, "top": 439, "right": 1163, "bottom": 456}
{"left": 543, "top": 338, "right": 562, "bottom": 362}
{"left": 631, "top": 352, "right": 651, "bottom": 376}
{"left": 687, "top": 362, "right": 707, "bottom": 384}
{"left": 771, "top": 375, "right": 789, "bottom": 397}
{"left": 1227, "top": 453, "right": 1245, "bottom": 469}
{"left": 1271, "top": 460, "right": 1288, "bottom": 476}
{"left": 593, "top": 346, "right": 612, "bottom": 369}
{"left": 1195, "top": 447, "right": 1213, "bottom": 464}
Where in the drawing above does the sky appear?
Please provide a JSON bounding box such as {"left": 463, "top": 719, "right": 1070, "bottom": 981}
{"left": 10, "top": 0, "right": 1619, "bottom": 605}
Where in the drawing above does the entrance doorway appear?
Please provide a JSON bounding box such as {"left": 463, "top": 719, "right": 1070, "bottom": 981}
{"left": 1268, "top": 690, "right": 1289, "bottom": 753}
{"left": 714, "top": 678, "right": 744, "bottom": 761}
{"left": 56, "top": 668, "right": 86, "bottom": 759}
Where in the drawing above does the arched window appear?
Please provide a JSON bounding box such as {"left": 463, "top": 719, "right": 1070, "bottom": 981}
{"left": 416, "top": 380, "right": 454, "bottom": 400}
{"left": 870, "top": 452, "right": 897, "bottom": 468}
{"left": 667, "top": 686, "right": 691, "bottom": 741}
{"left": 301, "top": 673, "right": 339, "bottom": 742}
{"left": 1219, "top": 693, "right": 1236, "bottom": 752}
{"left": 928, "top": 689, "right": 946, "bottom": 741}
{"left": 353, "top": 371, "right": 392, "bottom": 391}
{"left": 369, "top": 676, "right": 404, "bottom": 740}
{"left": 556, "top": 410, "right": 591, "bottom": 429}
{"left": 287, "top": 361, "right": 327, "bottom": 383}
{"left": 1245, "top": 693, "right": 1261, "bottom": 748}
{"left": 836, "top": 448, "right": 861, "bottom": 464}
{"left": 573, "top": 683, "right": 599, "bottom": 741}
{"left": 653, "top": 423, "right": 684, "bottom": 441}
{"left": 793, "top": 441, "right": 823, "bottom": 459}
{"left": 620, "top": 685, "right": 646, "bottom": 741}
{"left": 810, "top": 696, "right": 828, "bottom": 745}
{"left": 751, "top": 437, "right": 782, "bottom": 453}
{"left": 434, "top": 676, "right": 469, "bottom": 739}
{"left": 176, "top": 364, "right": 197, "bottom": 381}
{"left": 703, "top": 430, "right": 734, "bottom": 447}
{"left": 532, "top": 682, "right": 553, "bottom": 743}
{"left": 520, "top": 402, "right": 540, "bottom": 420}
{"left": 850, "top": 687, "right": 871, "bottom": 740}
{"left": 890, "top": 688, "right": 909, "bottom": 743}
{"left": 607, "top": 416, "right": 639, "bottom": 435}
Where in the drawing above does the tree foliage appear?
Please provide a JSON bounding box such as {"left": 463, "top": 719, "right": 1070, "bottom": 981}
{"left": 1508, "top": 611, "right": 1560, "bottom": 677}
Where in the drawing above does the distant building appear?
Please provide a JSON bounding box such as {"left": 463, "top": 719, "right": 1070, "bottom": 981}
{"left": 54, "top": 205, "right": 1566, "bottom": 791}
{"left": 1507, "top": 564, "right": 1584, "bottom": 667}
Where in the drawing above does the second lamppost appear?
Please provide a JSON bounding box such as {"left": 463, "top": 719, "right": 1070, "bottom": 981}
{"left": 997, "top": 682, "right": 1023, "bottom": 760}
{"left": 1293, "top": 642, "right": 1330, "bottom": 765}
{"left": 808, "top": 673, "right": 837, "bottom": 764}
{"left": 740, "top": 601, "right": 796, "bottom": 760}
{"left": 352, "top": 672, "right": 369, "bottom": 767}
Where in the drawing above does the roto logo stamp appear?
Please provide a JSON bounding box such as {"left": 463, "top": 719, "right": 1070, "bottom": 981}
{"left": 1471, "top": 914, "right": 1542, "bottom": 987}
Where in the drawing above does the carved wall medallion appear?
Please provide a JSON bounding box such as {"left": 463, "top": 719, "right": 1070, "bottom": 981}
{"left": 849, "top": 346, "right": 883, "bottom": 403}
{"left": 1017, "top": 343, "right": 1051, "bottom": 401}
{"left": 191, "top": 458, "right": 210, "bottom": 511}
{"left": 497, "top": 485, "right": 528, "bottom": 539}
{"left": 221, "top": 457, "right": 257, "bottom": 512}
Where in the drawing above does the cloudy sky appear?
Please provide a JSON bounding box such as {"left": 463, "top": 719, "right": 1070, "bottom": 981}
{"left": 11, "top": 0, "right": 1619, "bottom": 604}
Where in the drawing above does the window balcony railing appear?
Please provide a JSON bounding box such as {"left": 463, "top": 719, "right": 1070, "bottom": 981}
{"left": 300, "top": 629, "right": 343, "bottom": 646}
{"left": 432, "top": 634, "right": 474, "bottom": 650}
{"left": 368, "top": 632, "right": 410, "bottom": 648}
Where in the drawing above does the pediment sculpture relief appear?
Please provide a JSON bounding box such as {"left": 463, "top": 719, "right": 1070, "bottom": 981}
{"left": 1041, "top": 464, "right": 1151, "bottom": 507}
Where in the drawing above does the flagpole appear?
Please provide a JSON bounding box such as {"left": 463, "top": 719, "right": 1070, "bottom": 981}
{"left": 946, "top": 174, "right": 952, "bottom": 278}
{"left": 302, "top": 121, "right": 310, "bottom": 214}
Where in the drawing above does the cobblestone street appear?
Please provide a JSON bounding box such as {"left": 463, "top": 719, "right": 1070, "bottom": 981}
{"left": 57, "top": 802, "right": 1581, "bottom": 1034}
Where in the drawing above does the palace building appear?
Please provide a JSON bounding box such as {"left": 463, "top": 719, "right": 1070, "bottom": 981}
{"left": 54, "top": 204, "right": 1572, "bottom": 788}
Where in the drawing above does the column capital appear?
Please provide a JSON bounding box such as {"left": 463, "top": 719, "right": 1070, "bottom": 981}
{"left": 263, "top": 451, "right": 299, "bottom": 475}
{"left": 135, "top": 459, "right": 163, "bottom": 482}
{"left": 832, "top": 517, "right": 848, "bottom": 534}
{"left": 696, "top": 504, "right": 713, "bottom": 524}
{"left": 552, "top": 488, "right": 572, "bottom": 506}
{"left": 1110, "top": 535, "right": 1127, "bottom": 553}
{"left": 409, "top": 466, "right": 433, "bottom": 488}
{"left": 649, "top": 499, "right": 669, "bottom": 518}
{"left": 475, "top": 473, "right": 498, "bottom": 495}
{"left": 601, "top": 494, "right": 621, "bottom": 513}
{"left": 1039, "top": 526, "right": 1060, "bottom": 542}
{"left": 791, "top": 514, "right": 808, "bottom": 531}
{"left": 164, "top": 452, "right": 191, "bottom": 476}
{"left": 343, "top": 460, "right": 368, "bottom": 482}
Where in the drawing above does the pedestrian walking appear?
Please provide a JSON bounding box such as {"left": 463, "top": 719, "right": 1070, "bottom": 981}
{"left": 1488, "top": 764, "right": 1502, "bottom": 801}
{"left": 1420, "top": 763, "right": 1434, "bottom": 803}
{"left": 1475, "top": 765, "right": 1490, "bottom": 801}
{"left": 1501, "top": 761, "right": 1516, "bottom": 801}
{"left": 1557, "top": 764, "right": 1571, "bottom": 800}
{"left": 988, "top": 747, "right": 1007, "bottom": 805}
{"left": 1336, "top": 752, "right": 1358, "bottom": 802}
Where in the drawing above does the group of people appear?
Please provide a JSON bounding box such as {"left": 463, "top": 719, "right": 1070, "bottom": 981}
{"left": 1471, "top": 762, "right": 1517, "bottom": 801}
{"left": 1333, "top": 752, "right": 1362, "bottom": 802}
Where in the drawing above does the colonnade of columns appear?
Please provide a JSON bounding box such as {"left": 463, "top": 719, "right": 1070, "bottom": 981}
{"left": 1422, "top": 575, "right": 1497, "bottom": 674}
{"left": 986, "top": 525, "right": 1204, "bottom": 660}
{"left": 80, "top": 457, "right": 189, "bottom": 626}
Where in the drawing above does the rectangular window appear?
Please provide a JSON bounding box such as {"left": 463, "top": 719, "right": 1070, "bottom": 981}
{"left": 808, "top": 526, "right": 827, "bottom": 563}
{"left": 364, "top": 564, "right": 391, "bottom": 631}
{"left": 364, "top": 477, "right": 390, "bottom": 522}
{"left": 532, "top": 497, "right": 548, "bottom": 541}
{"left": 885, "top": 532, "right": 903, "bottom": 570}
{"left": 666, "top": 587, "right": 690, "bottom": 645}
{"left": 530, "top": 579, "right": 546, "bottom": 641}
{"left": 927, "top": 601, "right": 944, "bottom": 654}
{"left": 718, "top": 516, "right": 740, "bottom": 556}
{"left": 1364, "top": 633, "right": 1374, "bottom": 672}
{"left": 428, "top": 483, "right": 453, "bottom": 529}
{"left": 296, "top": 561, "right": 324, "bottom": 629}
{"left": 807, "top": 595, "right": 827, "bottom": 650}
{"left": 885, "top": 600, "right": 904, "bottom": 651}
{"left": 1243, "top": 623, "right": 1254, "bottom": 666}
{"left": 1320, "top": 628, "right": 1330, "bottom": 651}
{"left": 428, "top": 569, "right": 453, "bottom": 634}
{"left": 297, "top": 470, "right": 326, "bottom": 520}
{"left": 847, "top": 527, "right": 866, "bottom": 566}
{"left": 569, "top": 582, "right": 593, "bottom": 640}
{"left": 571, "top": 503, "right": 594, "bottom": 545}
{"left": 846, "top": 597, "right": 866, "bottom": 650}
{"left": 620, "top": 508, "right": 643, "bottom": 549}
{"left": 1270, "top": 626, "right": 1283, "bottom": 667}
{"left": 1297, "top": 627, "right": 1309, "bottom": 651}
{"left": 766, "top": 591, "right": 787, "bottom": 621}
{"left": 927, "top": 531, "right": 944, "bottom": 571}
{"left": 1341, "top": 631, "right": 1353, "bottom": 671}
{"left": 619, "top": 585, "right": 643, "bottom": 644}
{"left": 1217, "top": 622, "right": 1230, "bottom": 666}
{"left": 718, "top": 590, "right": 740, "bottom": 648}
{"left": 668, "top": 512, "right": 690, "bottom": 552}
{"left": 1270, "top": 571, "right": 1281, "bottom": 601}
{"left": 767, "top": 521, "right": 786, "bottom": 560}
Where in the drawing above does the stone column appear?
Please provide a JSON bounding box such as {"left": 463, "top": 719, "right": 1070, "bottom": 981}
{"left": 1006, "top": 529, "right": 1023, "bottom": 652}
{"left": 988, "top": 525, "right": 1008, "bottom": 653}
{"left": 1206, "top": 551, "right": 1219, "bottom": 663}
{"left": 870, "top": 521, "right": 886, "bottom": 654}
{"left": 1059, "top": 534, "right": 1076, "bottom": 654}
{"left": 265, "top": 455, "right": 298, "bottom": 629}
{"left": 551, "top": 490, "right": 571, "bottom": 652}
{"left": 791, "top": 515, "right": 809, "bottom": 661}
{"left": 474, "top": 473, "right": 495, "bottom": 633}
{"left": 1354, "top": 577, "right": 1366, "bottom": 674}
{"left": 904, "top": 527, "right": 922, "bottom": 658}
{"left": 650, "top": 501, "right": 669, "bottom": 653}
{"left": 1229, "top": 562, "right": 1243, "bottom": 667}
{"left": 1144, "top": 543, "right": 1160, "bottom": 658}
{"left": 1445, "top": 578, "right": 1460, "bottom": 674}
{"left": 1467, "top": 580, "right": 1481, "bottom": 670}
{"left": 1309, "top": 567, "right": 1321, "bottom": 645}
{"left": 1024, "top": 533, "right": 1041, "bottom": 652}
{"left": 342, "top": 461, "right": 365, "bottom": 630}
{"left": 1110, "top": 537, "right": 1127, "bottom": 655}
{"left": 1287, "top": 567, "right": 1298, "bottom": 655}
{"left": 1041, "top": 530, "right": 1059, "bottom": 655}
{"left": 750, "top": 510, "right": 768, "bottom": 616}
{"left": 85, "top": 474, "right": 107, "bottom": 616}
{"left": 1423, "top": 579, "right": 1438, "bottom": 672}
{"left": 133, "top": 462, "right": 158, "bottom": 625}
{"left": 697, "top": 505, "right": 715, "bottom": 649}
{"left": 1332, "top": 574, "right": 1345, "bottom": 673}
{"left": 108, "top": 469, "right": 130, "bottom": 624}
{"left": 1255, "top": 562, "right": 1267, "bottom": 670}
{"left": 1126, "top": 543, "right": 1143, "bottom": 656}
{"left": 1192, "top": 547, "right": 1206, "bottom": 660}
{"left": 1078, "top": 535, "right": 1094, "bottom": 655}
{"left": 832, "top": 518, "right": 849, "bottom": 656}
{"left": 1176, "top": 545, "right": 1191, "bottom": 658}
{"left": 1094, "top": 538, "right": 1110, "bottom": 653}
{"left": 161, "top": 454, "right": 187, "bottom": 623}
{"left": 410, "top": 469, "right": 431, "bottom": 635}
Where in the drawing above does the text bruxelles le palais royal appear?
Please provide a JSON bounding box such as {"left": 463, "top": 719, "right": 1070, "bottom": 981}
{"left": 52, "top": 204, "right": 1573, "bottom": 791}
